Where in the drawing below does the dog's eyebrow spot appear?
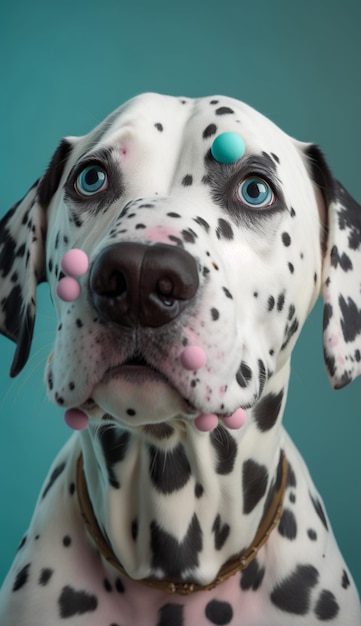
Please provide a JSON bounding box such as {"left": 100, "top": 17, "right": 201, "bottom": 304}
{"left": 203, "top": 123, "right": 217, "bottom": 139}
{"left": 215, "top": 106, "right": 234, "bottom": 116}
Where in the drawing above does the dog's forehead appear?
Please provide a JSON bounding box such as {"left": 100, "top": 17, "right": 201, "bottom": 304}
{"left": 80, "top": 93, "right": 297, "bottom": 163}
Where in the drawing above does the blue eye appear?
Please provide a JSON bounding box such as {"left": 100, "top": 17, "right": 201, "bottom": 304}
{"left": 238, "top": 177, "right": 274, "bottom": 208}
{"left": 76, "top": 166, "right": 107, "bottom": 196}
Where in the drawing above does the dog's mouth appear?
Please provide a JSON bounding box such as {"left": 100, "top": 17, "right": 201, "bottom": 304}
{"left": 85, "top": 351, "right": 197, "bottom": 427}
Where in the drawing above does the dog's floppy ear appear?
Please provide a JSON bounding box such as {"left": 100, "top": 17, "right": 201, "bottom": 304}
{"left": 306, "top": 145, "right": 361, "bottom": 389}
{"left": 0, "top": 139, "right": 73, "bottom": 377}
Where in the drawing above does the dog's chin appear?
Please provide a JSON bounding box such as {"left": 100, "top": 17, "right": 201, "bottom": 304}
{"left": 91, "top": 365, "right": 195, "bottom": 427}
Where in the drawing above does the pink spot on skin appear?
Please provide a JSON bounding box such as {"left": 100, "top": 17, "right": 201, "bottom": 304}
{"left": 219, "top": 386, "right": 226, "bottom": 397}
{"left": 143, "top": 225, "right": 181, "bottom": 245}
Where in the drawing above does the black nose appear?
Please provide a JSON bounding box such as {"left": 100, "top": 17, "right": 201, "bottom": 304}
{"left": 89, "top": 242, "right": 199, "bottom": 327}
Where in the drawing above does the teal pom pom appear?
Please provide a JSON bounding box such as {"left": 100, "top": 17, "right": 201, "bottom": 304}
{"left": 211, "top": 132, "right": 246, "bottom": 164}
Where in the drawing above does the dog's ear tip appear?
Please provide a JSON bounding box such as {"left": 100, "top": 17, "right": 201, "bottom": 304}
{"left": 8, "top": 320, "right": 35, "bottom": 378}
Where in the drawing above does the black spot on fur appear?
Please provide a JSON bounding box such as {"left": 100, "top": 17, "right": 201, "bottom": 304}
{"left": 258, "top": 359, "right": 267, "bottom": 395}
{"left": 148, "top": 443, "right": 191, "bottom": 494}
{"left": 342, "top": 569, "right": 350, "bottom": 589}
{"left": 254, "top": 390, "right": 284, "bottom": 432}
{"left": 42, "top": 462, "right": 66, "bottom": 499}
{"left": 205, "top": 599, "right": 233, "bottom": 624}
{"left": 216, "top": 218, "right": 234, "bottom": 240}
{"left": 278, "top": 508, "right": 297, "bottom": 540}
{"left": 193, "top": 216, "right": 210, "bottom": 232}
{"left": 309, "top": 492, "right": 328, "bottom": 531}
{"left": 39, "top": 568, "right": 54, "bottom": 586}
{"left": 308, "top": 529, "right": 317, "bottom": 541}
{"left": 339, "top": 295, "right": 361, "bottom": 343}
{"left": 17, "top": 535, "right": 27, "bottom": 551}
{"left": 287, "top": 463, "right": 297, "bottom": 488}
{"left": 182, "top": 174, "right": 193, "bottom": 186}
{"left": 211, "top": 307, "right": 220, "bottom": 321}
{"left": 38, "top": 139, "right": 73, "bottom": 207}
{"left": 281, "top": 317, "right": 299, "bottom": 350}
{"left": 282, "top": 232, "right": 291, "bottom": 247}
{"left": 181, "top": 228, "right": 197, "bottom": 243}
{"left": 323, "top": 302, "right": 332, "bottom": 331}
{"left": 243, "top": 460, "right": 268, "bottom": 514}
{"left": 203, "top": 123, "right": 217, "bottom": 139}
{"left": 277, "top": 293, "right": 285, "bottom": 311}
{"left": 236, "top": 361, "right": 252, "bottom": 388}
{"left": 155, "top": 123, "right": 163, "bottom": 132}
{"left": 157, "top": 603, "right": 184, "bottom": 626}
{"left": 98, "top": 426, "right": 131, "bottom": 489}
{"left": 215, "top": 106, "right": 234, "bottom": 116}
{"left": 12, "top": 564, "right": 31, "bottom": 591}
{"left": 150, "top": 514, "right": 202, "bottom": 578}
{"left": 195, "top": 483, "right": 204, "bottom": 498}
{"left": 336, "top": 181, "right": 361, "bottom": 251}
{"left": 241, "top": 558, "right": 266, "bottom": 591}
{"left": 330, "top": 245, "right": 352, "bottom": 271}
{"left": 314, "top": 590, "right": 339, "bottom": 620}
{"left": 270, "top": 564, "right": 319, "bottom": 615}
{"left": 267, "top": 295, "right": 275, "bottom": 311}
{"left": 210, "top": 427, "right": 238, "bottom": 475}
{"left": 222, "top": 287, "right": 233, "bottom": 299}
{"left": 58, "top": 585, "right": 98, "bottom": 618}
{"left": 212, "top": 514, "right": 230, "bottom": 550}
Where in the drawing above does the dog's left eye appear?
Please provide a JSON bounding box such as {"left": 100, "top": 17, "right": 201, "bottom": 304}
{"left": 75, "top": 166, "right": 108, "bottom": 196}
{"left": 237, "top": 177, "right": 274, "bottom": 208}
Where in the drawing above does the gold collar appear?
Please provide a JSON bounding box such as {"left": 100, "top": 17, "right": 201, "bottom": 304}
{"left": 76, "top": 450, "right": 288, "bottom": 596}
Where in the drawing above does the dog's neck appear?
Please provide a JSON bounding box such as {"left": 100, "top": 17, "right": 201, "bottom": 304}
{"left": 79, "top": 362, "right": 290, "bottom": 585}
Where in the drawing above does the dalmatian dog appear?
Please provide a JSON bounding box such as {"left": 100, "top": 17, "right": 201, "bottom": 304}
{"left": 0, "top": 93, "right": 360, "bottom": 626}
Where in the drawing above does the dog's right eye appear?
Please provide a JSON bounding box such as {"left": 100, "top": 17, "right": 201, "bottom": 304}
{"left": 75, "top": 166, "right": 108, "bottom": 196}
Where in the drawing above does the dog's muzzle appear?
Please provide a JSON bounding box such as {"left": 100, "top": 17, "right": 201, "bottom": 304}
{"left": 89, "top": 242, "right": 199, "bottom": 327}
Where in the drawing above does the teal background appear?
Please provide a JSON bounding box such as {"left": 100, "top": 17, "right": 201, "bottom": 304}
{"left": 1, "top": 0, "right": 360, "bottom": 592}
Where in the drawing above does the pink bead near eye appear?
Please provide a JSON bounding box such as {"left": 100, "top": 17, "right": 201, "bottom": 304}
{"left": 61, "top": 249, "right": 89, "bottom": 277}
{"left": 64, "top": 408, "right": 89, "bottom": 430}
{"left": 180, "top": 346, "right": 207, "bottom": 370}
{"left": 194, "top": 413, "right": 219, "bottom": 432}
{"left": 56, "top": 277, "right": 81, "bottom": 302}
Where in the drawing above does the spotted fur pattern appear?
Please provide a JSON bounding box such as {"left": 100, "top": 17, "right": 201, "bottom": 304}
{"left": 0, "top": 94, "right": 360, "bottom": 625}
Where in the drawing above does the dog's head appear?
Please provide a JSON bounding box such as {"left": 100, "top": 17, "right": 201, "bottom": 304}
{"left": 1, "top": 93, "right": 360, "bottom": 429}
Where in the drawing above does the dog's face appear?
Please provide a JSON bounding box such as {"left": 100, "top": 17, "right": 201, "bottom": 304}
{"left": 1, "top": 93, "right": 361, "bottom": 429}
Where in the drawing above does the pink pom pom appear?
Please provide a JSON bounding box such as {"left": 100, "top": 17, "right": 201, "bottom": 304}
{"left": 64, "top": 408, "right": 89, "bottom": 430}
{"left": 222, "top": 408, "right": 246, "bottom": 430}
{"left": 180, "top": 346, "right": 207, "bottom": 370}
{"left": 194, "top": 413, "right": 218, "bottom": 432}
{"left": 61, "top": 249, "right": 89, "bottom": 277}
{"left": 56, "top": 277, "right": 81, "bottom": 302}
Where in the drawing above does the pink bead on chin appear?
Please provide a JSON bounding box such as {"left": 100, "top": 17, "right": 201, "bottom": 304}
{"left": 221, "top": 408, "right": 246, "bottom": 429}
{"left": 64, "top": 408, "right": 89, "bottom": 430}
{"left": 180, "top": 345, "right": 207, "bottom": 370}
{"left": 56, "top": 277, "right": 81, "bottom": 302}
{"left": 194, "top": 413, "right": 219, "bottom": 432}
